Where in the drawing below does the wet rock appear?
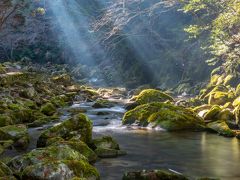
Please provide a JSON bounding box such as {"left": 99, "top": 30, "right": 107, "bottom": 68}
{"left": 40, "top": 102, "right": 56, "bottom": 116}
{"left": 131, "top": 89, "right": 174, "bottom": 105}
{"left": 92, "top": 99, "right": 114, "bottom": 108}
{"left": 122, "top": 169, "right": 188, "bottom": 180}
{"left": 207, "top": 120, "right": 235, "bottom": 137}
{"left": 0, "top": 124, "right": 29, "bottom": 149}
{"left": 95, "top": 147, "right": 126, "bottom": 158}
{"left": 93, "top": 136, "right": 119, "bottom": 150}
{"left": 123, "top": 102, "right": 205, "bottom": 131}
{"left": 37, "top": 113, "right": 92, "bottom": 147}
{"left": 93, "top": 136, "right": 126, "bottom": 158}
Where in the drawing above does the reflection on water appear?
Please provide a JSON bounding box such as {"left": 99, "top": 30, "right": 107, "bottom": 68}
{"left": 94, "top": 130, "right": 240, "bottom": 180}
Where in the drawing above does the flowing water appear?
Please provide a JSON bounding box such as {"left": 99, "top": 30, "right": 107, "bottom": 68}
{"left": 2, "top": 97, "right": 240, "bottom": 180}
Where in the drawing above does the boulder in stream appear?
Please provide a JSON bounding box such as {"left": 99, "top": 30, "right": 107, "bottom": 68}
{"left": 122, "top": 169, "right": 188, "bottom": 180}
{"left": 37, "top": 113, "right": 92, "bottom": 147}
{"left": 123, "top": 102, "right": 205, "bottom": 131}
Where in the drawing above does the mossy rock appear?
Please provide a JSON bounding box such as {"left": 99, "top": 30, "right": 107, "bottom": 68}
{"left": 95, "top": 147, "right": 126, "bottom": 158}
{"left": 123, "top": 102, "right": 205, "bottom": 131}
{"left": 234, "top": 106, "right": 240, "bottom": 127}
{"left": 21, "top": 159, "right": 100, "bottom": 180}
{"left": 19, "top": 87, "right": 36, "bottom": 99}
{"left": 132, "top": 89, "right": 173, "bottom": 105}
{"left": 93, "top": 136, "right": 119, "bottom": 150}
{"left": 236, "top": 84, "right": 240, "bottom": 96}
{"left": 0, "top": 140, "right": 14, "bottom": 154}
{"left": 0, "top": 115, "right": 13, "bottom": 127}
{"left": 92, "top": 99, "right": 114, "bottom": 108}
{"left": 233, "top": 96, "right": 240, "bottom": 107}
{"left": 203, "top": 105, "right": 221, "bottom": 121}
{"left": 37, "top": 113, "right": 92, "bottom": 147}
{"left": 8, "top": 144, "right": 87, "bottom": 173}
{"left": 51, "top": 73, "right": 72, "bottom": 86}
{"left": 207, "top": 120, "right": 235, "bottom": 137}
{"left": 0, "top": 161, "right": 15, "bottom": 179}
{"left": 40, "top": 102, "right": 56, "bottom": 116}
{"left": 0, "top": 124, "right": 29, "bottom": 149}
{"left": 50, "top": 95, "right": 69, "bottom": 108}
{"left": 216, "top": 109, "right": 234, "bottom": 122}
{"left": 0, "top": 65, "right": 7, "bottom": 74}
{"left": 122, "top": 169, "right": 188, "bottom": 180}
{"left": 47, "top": 139, "right": 98, "bottom": 163}
{"left": 208, "top": 91, "right": 235, "bottom": 105}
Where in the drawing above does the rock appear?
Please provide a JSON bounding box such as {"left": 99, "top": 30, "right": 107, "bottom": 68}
{"left": 95, "top": 147, "right": 126, "bottom": 158}
{"left": 203, "top": 105, "right": 221, "bottom": 121}
{"left": 122, "top": 169, "right": 188, "bottom": 180}
{"left": 93, "top": 136, "right": 119, "bottom": 150}
{"left": 37, "top": 113, "right": 92, "bottom": 147}
{"left": 0, "top": 124, "right": 29, "bottom": 149}
{"left": 0, "top": 161, "right": 15, "bottom": 179}
{"left": 208, "top": 90, "right": 235, "bottom": 106}
{"left": 8, "top": 144, "right": 99, "bottom": 180}
{"left": 234, "top": 106, "right": 240, "bottom": 127}
{"left": 21, "top": 159, "right": 99, "bottom": 180}
{"left": 47, "top": 138, "right": 98, "bottom": 163}
{"left": 51, "top": 73, "right": 72, "bottom": 86}
{"left": 0, "top": 140, "right": 14, "bottom": 154}
{"left": 19, "top": 87, "right": 36, "bottom": 99}
{"left": 216, "top": 109, "right": 234, "bottom": 122}
{"left": 40, "top": 102, "right": 56, "bottom": 116}
{"left": 207, "top": 120, "right": 235, "bottom": 137}
{"left": 233, "top": 96, "right": 240, "bottom": 107}
{"left": 50, "top": 95, "right": 69, "bottom": 108}
{"left": 0, "top": 114, "right": 13, "bottom": 127}
{"left": 123, "top": 102, "right": 205, "bottom": 131}
{"left": 93, "top": 136, "right": 126, "bottom": 158}
{"left": 131, "top": 89, "right": 174, "bottom": 105}
{"left": 236, "top": 84, "right": 240, "bottom": 96}
{"left": 92, "top": 99, "right": 114, "bottom": 108}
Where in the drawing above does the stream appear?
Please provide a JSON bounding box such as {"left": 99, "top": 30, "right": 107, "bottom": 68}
{"left": 2, "top": 96, "right": 240, "bottom": 180}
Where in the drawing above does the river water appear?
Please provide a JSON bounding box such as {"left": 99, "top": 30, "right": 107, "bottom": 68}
{"left": 2, "top": 98, "right": 240, "bottom": 180}
{"left": 78, "top": 100, "right": 240, "bottom": 180}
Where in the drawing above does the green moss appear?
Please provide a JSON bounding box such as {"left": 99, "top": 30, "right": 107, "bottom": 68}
{"left": 37, "top": 113, "right": 92, "bottom": 147}
{"left": 123, "top": 102, "right": 204, "bottom": 131}
{"left": 50, "top": 95, "right": 68, "bottom": 108}
{"left": 0, "top": 124, "right": 29, "bottom": 141}
{"left": 40, "top": 102, "right": 56, "bottom": 116}
{"left": 94, "top": 147, "right": 126, "bottom": 158}
{"left": 207, "top": 120, "right": 235, "bottom": 137}
{"left": 133, "top": 89, "right": 174, "bottom": 105}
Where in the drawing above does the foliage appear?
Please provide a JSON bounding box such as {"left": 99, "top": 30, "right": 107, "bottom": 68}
{"left": 181, "top": 0, "right": 240, "bottom": 75}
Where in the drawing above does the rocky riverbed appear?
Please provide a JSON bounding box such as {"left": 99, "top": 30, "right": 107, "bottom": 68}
{"left": 0, "top": 61, "right": 240, "bottom": 180}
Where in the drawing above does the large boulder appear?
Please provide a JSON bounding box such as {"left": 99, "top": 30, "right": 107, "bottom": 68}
{"left": 207, "top": 120, "right": 235, "bottom": 137}
{"left": 46, "top": 138, "right": 97, "bottom": 163}
{"left": 122, "top": 169, "right": 188, "bottom": 180}
{"left": 93, "top": 136, "right": 126, "bottom": 158}
{"left": 0, "top": 124, "right": 29, "bottom": 149}
{"left": 8, "top": 145, "right": 99, "bottom": 179}
{"left": 131, "top": 89, "right": 174, "bottom": 105}
{"left": 92, "top": 99, "right": 114, "bottom": 108}
{"left": 123, "top": 102, "right": 205, "bottom": 131}
{"left": 37, "top": 113, "right": 92, "bottom": 147}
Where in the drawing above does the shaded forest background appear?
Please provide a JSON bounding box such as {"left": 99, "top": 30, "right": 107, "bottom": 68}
{"left": 0, "top": 0, "right": 239, "bottom": 91}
